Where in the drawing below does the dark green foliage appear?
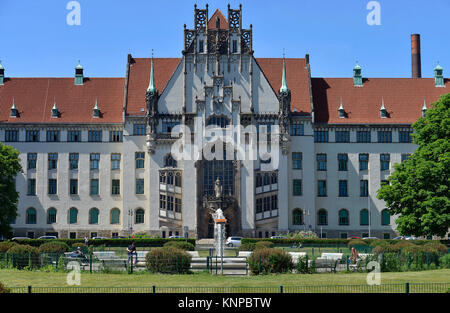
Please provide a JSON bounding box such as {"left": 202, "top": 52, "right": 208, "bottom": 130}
{"left": 163, "top": 241, "right": 195, "bottom": 251}
{"left": 145, "top": 247, "right": 191, "bottom": 274}
{"left": 39, "top": 241, "right": 70, "bottom": 254}
{"left": 7, "top": 244, "right": 40, "bottom": 269}
{"left": 254, "top": 241, "right": 274, "bottom": 250}
{"left": 347, "top": 239, "right": 368, "bottom": 249}
{"left": 0, "top": 241, "right": 17, "bottom": 253}
{"left": 248, "top": 248, "right": 293, "bottom": 275}
{"left": 439, "top": 254, "right": 450, "bottom": 268}
{"left": 12, "top": 238, "right": 196, "bottom": 247}
{"left": 0, "top": 143, "right": 22, "bottom": 238}
{"left": 238, "top": 242, "right": 255, "bottom": 251}
{"left": 297, "top": 256, "right": 312, "bottom": 274}
{"left": 377, "top": 93, "right": 450, "bottom": 237}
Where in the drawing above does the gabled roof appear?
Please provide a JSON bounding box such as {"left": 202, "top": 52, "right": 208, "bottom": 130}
{"left": 256, "top": 58, "right": 311, "bottom": 115}
{"left": 125, "top": 57, "right": 180, "bottom": 116}
{"left": 207, "top": 9, "right": 229, "bottom": 30}
{"left": 312, "top": 77, "right": 449, "bottom": 124}
{"left": 0, "top": 77, "right": 124, "bottom": 124}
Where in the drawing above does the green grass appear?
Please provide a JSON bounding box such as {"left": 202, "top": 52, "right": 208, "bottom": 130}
{"left": 1, "top": 269, "right": 449, "bottom": 288}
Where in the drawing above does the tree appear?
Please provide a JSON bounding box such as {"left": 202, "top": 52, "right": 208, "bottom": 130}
{"left": 0, "top": 143, "right": 22, "bottom": 238}
{"left": 377, "top": 93, "right": 450, "bottom": 237}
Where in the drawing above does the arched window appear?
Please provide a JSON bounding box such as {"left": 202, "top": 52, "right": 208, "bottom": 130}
{"left": 317, "top": 209, "right": 328, "bottom": 226}
{"left": 338, "top": 209, "right": 349, "bottom": 226}
{"left": 26, "top": 207, "right": 36, "bottom": 224}
{"left": 111, "top": 208, "right": 120, "bottom": 224}
{"left": 69, "top": 207, "right": 78, "bottom": 224}
{"left": 164, "top": 154, "right": 177, "bottom": 168}
{"left": 47, "top": 208, "right": 57, "bottom": 224}
{"left": 135, "top": 208, "right": 145, "bottom": 224}
{"left": 381, "top": 209, "right": 390, "bottom": 225}
{"left": 293, "top": 209, "right": 303, "bottom": 225}
{"left": 360, "top": 209, "right": 369, "bottom": 226}
{"left": 89, "top": 208, "right": 99, "bottom": 224}
{"left": 206, "top": 116, "right": 229, "bottom": 128}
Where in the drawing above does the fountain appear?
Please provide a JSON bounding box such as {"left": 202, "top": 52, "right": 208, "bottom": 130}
{"left": 211, "top": 178, "right": 226, "bottom": 274}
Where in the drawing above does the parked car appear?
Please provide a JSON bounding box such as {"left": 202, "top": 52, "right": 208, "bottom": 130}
{"left": 92, "top": 236, "right": 108, "bottom": 240}
{"left": 38, "top": 235, "right": 57, "bottom": 240}
{"left": 270, "top": 236, "right": 287, "bottom": 239}
{"left": 225, "top": 237, "right": 242, "bottom": 247}
{"left": 362, "top": 237, "right": 378, "bottom": 240}
{"left": 348, "top": 236, "right": 361, "bottom": 239}
{"left": 11, "top": 237, "right": 30, "bottom": 240}
{"left": 168, "top": 236, "right": 184, "bottom": 239}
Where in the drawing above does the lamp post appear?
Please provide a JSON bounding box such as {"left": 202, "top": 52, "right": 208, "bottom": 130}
{"left": 128, "top": 209, "right": 133, "bottom": 237}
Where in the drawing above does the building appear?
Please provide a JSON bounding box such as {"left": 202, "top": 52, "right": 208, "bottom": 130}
{"left": 0, "top": 5, "right": 448, "bottom": 239}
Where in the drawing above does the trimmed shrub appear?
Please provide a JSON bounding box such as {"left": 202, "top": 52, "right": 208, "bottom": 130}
{"left": 238, "top": 243, "right": 255, "bottom": 251}
{"left": 254, "top": 241, "right": 274, "bottom": 250}
{"left": 12, "top": 238, "right": 195, "bottom": 247}
{"left": 379, "top": 253, "right": 401, "bottom": 272}
{"left": 145, "top": 247, "right": 191, "bottom": 274}
{"left": 39, "top": 241, "right": 70, "bottom": 254}
{"left": 7, "top": 244, "right": 40, "bottom": 269}
{"left": 163, "top": 241, "right": 195, "bottom": 251}
{"left": 248, "top": 248, "right": 293, "bottom": 275}
{"left": 423, "top": 242, "right": 448, "bottom": 254}
{"left": 297, "top": 256, "right": 312, "bottom": 274}
{"left": 0, "top": 241, "right": 17, "bottom": 253}
{"left": 347, "top": 239, "right": 368, "bottom": 249}
{"left": 369, "top": 240, "right": 390, "bottom": 248}
{"left": 439, "top": 254, "right": 450, "bottom": 269}
{"left": 0, "top": 282, "right": 10, "bottom": 294}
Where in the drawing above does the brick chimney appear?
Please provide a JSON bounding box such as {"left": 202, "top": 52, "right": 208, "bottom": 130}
{"left": 411, "top": 34, "right": 422, "bottom": 78}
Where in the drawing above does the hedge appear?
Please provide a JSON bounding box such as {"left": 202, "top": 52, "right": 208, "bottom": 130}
{"left": 248, "top": 248, "right": 293, "bottom": 275}
{"left": 11, "top": 238, "right": 196, "bottom": 247}
{"left": 241, "top": 238, "right": 447, "bottom": 246}
{"left": 145, "top": 247, "right": 192, "bottom": 274}
{"left": 7, "top": 244, "right": 40, "bottom": 269}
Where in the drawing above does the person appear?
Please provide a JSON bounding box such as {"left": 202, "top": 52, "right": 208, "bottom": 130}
{"left": 351, "top": 247, "right": 359, "bottom": 264}
{"left": 127, "top": 242, "right": 137, "bottom": 264}
{"left": 84, "top": 236, "right": 89, "bottom": 247}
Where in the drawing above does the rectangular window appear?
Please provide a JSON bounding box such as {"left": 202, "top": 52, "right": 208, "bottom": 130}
{"left": 27, "top": 179, "right": 36, "bottom": 196}
{"left": 135, "top": 152, "right": 145, "bottom": 169}
{"left": 356, "top": 131, "right": 371, "bottom": 143}
{"left": 90, "top": 179, "right": 99, "bottom": 195}
{"left": 26, "top": 130, "right": 39, "bottom": 142}
{"left": 90, "top": 153, "right": 100, "bottom": 170}
{"left": 160, "top": 195, "right": 166, "bottom": 210}
{"left": 399, "top": 131, "right": 413, "bottom": 143}
{"left": 27, "top": 153, "right": 37, "bottom": 169}
{"left": 46, "top": 130, "right": 60, "bottom": 142}
{"left": 133, "top": 124, "right": 147, "bottom": 136}
{"left": 69, "top": 179, "right": 78, "bottom": 195}
{"left": 317, "top": 154, "right": 327, "bottom": 171}
{"left": 359, "top": 153, "right": 369, "bottom": 170}
{"left": 136, "top": 179, "right": 144, "bottom": 194}
{"left": 232, "top": 40, "right": 237, "bottom": 53}
{"left": 380, "top": 154, "right": 390, "bottom": 171}
{"left": 67, "top": 130, "right": 81, "bottom": 142}
{"left": 88, "top": 130, "right": 102, "bottom": 142}
{"left": 167, "top": 196, "right": 174, "bottom": 211}
{"left": 338, "top": 153, "right": 348, "bottom": 171}
{"left": 263, "top": 197, "right": 270, "bottom": 212}
{"left": 109, "top": 130, "right": 123, "bottom": 142}
{"left": 339, "top": 180, "right": 348, "bottom": 197}
{"left": 290, "top": 124, "right": 304, "bottom": 136}
{"left": 162, "top": 121, "right": 180, "bottom": 133}
{"left": 111, "top": 153, "right": 121, "bottom": 170}
{"left": 48, "top": 179, "right": 57, "bottom": 195}
{"left": 314, "top": 130, "right": 329, "bottom": 143}
{"left": 111, "top": 179, "right": 120, "bottom": 195}
{"left": 175, "top": 198, "right": 182, "bottom": 213}
{"left": 271, "top": 195, "right": 278, "bottom": 212}
{"left": 69, "top": 153, "right": 79, "bottom": 170}
{"left": 401, "top": 153, "right": 411, "bottom": 162}
{"left": 292, "top": 152, "right": 302, "bottom": 169}
{"left": 48, "top": 153, "right": 58, "bottom": 170}
{"left": 199, "top": 40, "right": 204, "bottom": 53}
{"left": 378, "top": 131, "right": 392, "bottom": 143}
{"left": 5, "top": 130, "right": 19, "bottom": 142}
{"left": 360, "top": 180, "right": 369, "bottom": 197}
{"left": 335, "top": 131, "right": 350, "bottom": 143}
{"left": 293, "top": 179, "right": 302, "bottom": 196}
{"left": 318, "top": 180, "right": 327, "bottom": 197}
{"left": 256, "top": 198, "right": 262, "bottom": 213}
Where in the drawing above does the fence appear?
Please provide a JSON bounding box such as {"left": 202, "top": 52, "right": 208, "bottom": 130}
{"left": 6, "top": 283, "right": 450, "bottom": 293}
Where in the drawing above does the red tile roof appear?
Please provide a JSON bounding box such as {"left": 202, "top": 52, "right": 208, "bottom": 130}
{"left": 312, "top": 78, "right": 449, "bottom": 124}
{"left": 256, "top": 58, "right": 311, "bottom": 114}
{"left": 125, "top": 58, "right": 181, "bottom": 116}
{"left": 208, "top": 9, "right": 229, "bottom": 30}
{"left": 0, "top": 77, "right": 124, "bottom": 124}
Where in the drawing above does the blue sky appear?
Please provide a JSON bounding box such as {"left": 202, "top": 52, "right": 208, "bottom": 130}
{"left": 0, "top": 0, "right": 448, "bottom": 78}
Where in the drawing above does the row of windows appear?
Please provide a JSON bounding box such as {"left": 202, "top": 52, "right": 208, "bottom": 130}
{"left": 255, "top": 172, "right": 278, "bottom": 188}
{"left": 255, "top": 194, "right": 278, "bottom": 214}
{"left": 314, "top": 130, "right": 412, "bottom": 143}
{"left": 290, "top": 179, "right": 387, "bottom": 198}
{"left": 20, "top": 207, "right": 145, "bottom": 225}
{"left": 312, "top": 208, "right": 391, "bottom": 226}
{"left": 4, "top": 130, "right": 123, "bottom": 142}
{"left": 27, "top": 153, "right": 126, "bottom": 170}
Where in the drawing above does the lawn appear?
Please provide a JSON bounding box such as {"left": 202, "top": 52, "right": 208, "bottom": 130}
{"left": 1, "top": 269, "right": 449, "bottom": 288}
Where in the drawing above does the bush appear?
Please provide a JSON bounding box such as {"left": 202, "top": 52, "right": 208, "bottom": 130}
{"left": 248, "top": 248, "right": 293, "bottom": 275}
{"left": 238, "top": 243, "right": 255, "bottom": 251}
{"left": 297, "top": 256, "right": 312, "bottom": 274}
{"left": 39, "top": 241, "right": 70, "bottom": 254}
{"left": 369, "top": 240, "right": 390, "bottom": 248}
{"left": 0, "top": 282, "right": 10, "bottom": 294}
{"left": 254, "top": 241, "right": 274, "bottom": 250}
{"left": 7, "top": 244, "right": 40, "bottom": 269}
{"left": 423, "top": 242, "right": 448, "bottom": 254}
{"left": 286, "top": 231, "right": 318, "bottom": 240}
{"left": 145, "top": 247, "right": 191, "bottom": 274}
{"left": 12, "top": 238, "right": 195, "bottom": 247}
{"left": 439, "top": 254, "right": 450, "bottom": 269}
{"left": 379, "top": 252, "right": 401, "bottom": 272}
{"left": 0, "top": 241, "right": 17, "bottom": 253}
{"left": 163, "top": 241, "right": 195, "bottom": 251}
{"left": 347, "top": 239, "right": 368, "bottom": 249}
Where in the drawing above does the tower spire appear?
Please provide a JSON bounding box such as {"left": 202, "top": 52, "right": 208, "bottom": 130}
{"left": 147, "top": 50, "right": 157, "bottom": 94}
{"left": 279, "top": 51, "right": 289, "bottom": 93}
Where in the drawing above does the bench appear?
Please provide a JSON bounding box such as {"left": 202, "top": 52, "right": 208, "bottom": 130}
{"left": 320, "top": 253, "right": 343, "bottom": 260}
{"left": 289, "top": 252, "right": 307, "bottom": 264}
{"left": 100, "top": 258, "right": 128, "bottom": 271}
{"left": 93, "top": 251, "right": 117, "bottom": 260}
{"left": 313, "top": 258, "right": 339, "bottom": 272}
{"left": 187, "top": 251, "right": 200, "bottom": 258}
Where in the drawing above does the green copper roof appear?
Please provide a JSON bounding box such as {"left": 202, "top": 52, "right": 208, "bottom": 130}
{"left": 0, "top": 61, "right": 4, "bottom": 70}
{"left": 435, "top": 63, "right": 443, "bottom": 71}
{"left": 75, "top": 60, "right": 83, "bottom": 70}
{"left": 354, "top": 61, "right": 361, "bottom": 70}
{"left": 279, "top": 59, "right": 289, "bottom": 93}
{"left": 147, "top": 59, "right": 157, "bottom": 93}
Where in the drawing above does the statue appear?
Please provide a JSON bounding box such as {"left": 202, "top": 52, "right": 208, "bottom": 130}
{"left": 214, "top": 178, "right": 222, "bottom": 198}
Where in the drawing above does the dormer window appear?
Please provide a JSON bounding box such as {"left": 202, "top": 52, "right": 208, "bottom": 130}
{"left": 353, "top": 62, "right": 363, "bottom": 87}
{"left": 10, "top": 98, "right": 18, "bottom": 117}
{"left": 380, "top": 98, "right": 387, "bottom": 118}
{"left": 51, "top": 100, "right": 59, "bottom": 118}
{"left": 338, "top": 97, "right": 346, "bottom": 118}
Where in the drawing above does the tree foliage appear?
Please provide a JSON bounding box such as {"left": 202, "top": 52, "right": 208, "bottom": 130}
{"left": 377, "top": 93, "right": 450, "bottom": 237}
{"left": 0, "top": 143, "right": 22, "bottom": 238}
